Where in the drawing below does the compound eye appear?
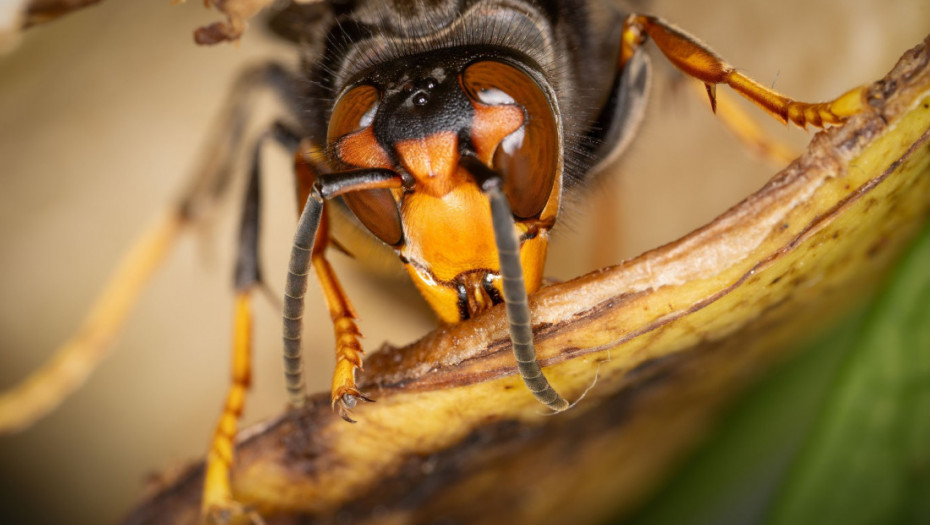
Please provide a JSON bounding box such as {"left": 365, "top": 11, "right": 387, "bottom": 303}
{"left": 343, "top": 188, "right": 404, "bottom": 246}
{"left": 462, "top": 61, "right": 560, "bottom": 219}
{"left": 327, "top": 84, "right": 380, "bottom": 145}
{"left": 327, "top": 85, "right": 403, "bottom": 246}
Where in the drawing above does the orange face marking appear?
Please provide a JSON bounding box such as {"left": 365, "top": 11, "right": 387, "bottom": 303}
{"left": 401, "top": 173, "right": 498, "bottom": 278}
{"left": 399, "top": 168, "right": 551, "bottom": 323}
{"left": 395, "top": 131, "right": 463, "bottom": 197}
{"left": 469, "top": 103, "right": 524, "bottom": 165}
{"left": 323, "top": 67, "right": 563, "bottom": 324}
{"left": 335, "top": 127, "right": 393, "bottom": 170}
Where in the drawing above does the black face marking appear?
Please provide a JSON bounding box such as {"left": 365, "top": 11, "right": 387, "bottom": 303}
{"left": 336, "top": 45, "right": 550, "bottom": 163}
{"left": 369, "top": 54, "right": 475, "bottom": 146}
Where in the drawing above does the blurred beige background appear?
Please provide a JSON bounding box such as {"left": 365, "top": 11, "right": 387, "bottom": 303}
{"left": 0, "top": 1, "right": 925, "bottom": 523}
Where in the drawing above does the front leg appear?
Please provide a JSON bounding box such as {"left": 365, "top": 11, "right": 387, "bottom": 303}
{"left": 312, "top": 239, "right": 372, "bottom": 422}
{"left": 291, "top": 146, "right": 378, "bottom": 422}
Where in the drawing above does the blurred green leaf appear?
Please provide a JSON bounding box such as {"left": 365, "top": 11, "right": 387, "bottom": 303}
{"left": 768, "top": 218, "right": 930, "bottom": 525}
{"left": 619, "top": 217, "right": 930, "bottom": 525}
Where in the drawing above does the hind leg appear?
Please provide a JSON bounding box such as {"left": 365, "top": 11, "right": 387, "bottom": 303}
{"left": 0, "top": 62, "right": 301, "bottom": 434}
{"left": 620, "top": 14, "right": 866, "bottom": 130}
